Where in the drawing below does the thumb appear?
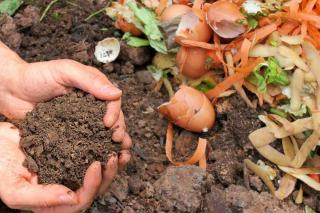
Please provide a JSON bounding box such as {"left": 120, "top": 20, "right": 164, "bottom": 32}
{"left": 53, "top": 60, "right": 122, "bottom": 100}
{"left": 8, "top": 183, "right": 78, "bottom": 209}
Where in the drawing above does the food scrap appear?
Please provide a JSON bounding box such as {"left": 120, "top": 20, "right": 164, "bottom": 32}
{"left": 105, "top": 0, "right": 320, "bottom": 202}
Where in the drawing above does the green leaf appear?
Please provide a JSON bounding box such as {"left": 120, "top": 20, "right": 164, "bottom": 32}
{"left": 265, "top": 57, "right": 289, "bottom": 85}
{"left": 147, "top": 65, "right": 163, "bottom": 81}
{"left": 247, "top": 16, "right": 258, "bottom": 29}
{"left": 126, "top": 1, "right": 167, "bottom": 53}
{"left": 309, "top": 150, "right": 317, "bottom": 159}
{"left": 268, "top": 39, "right": 280, "bottom": 47}
{"left": 305, "top": 205, "right": 316, "bottom": 213}
{"left": 195, "top": 81, "right": 215, "bottom": 93}
{"left": 269, "top": 108, "right": 287, "bottom": 118}
{"left": 122, "top": 32, "right": 150, "bottom": 47}
{"left": 246, "top": 57, "right": 289, "bottom": 93}
{"left": 279, "top": 104, "right": 308, "bottom": 117}
{"left": 0, "top": 0, "right": 23, "bottom": 16}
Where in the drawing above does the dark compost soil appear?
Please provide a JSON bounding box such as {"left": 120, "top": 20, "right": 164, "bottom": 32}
{"left": 16, "top": 91, "right": 117, "bottom": 191}
{"left": 0, "top": 0, "right": 318, "bottom": 212}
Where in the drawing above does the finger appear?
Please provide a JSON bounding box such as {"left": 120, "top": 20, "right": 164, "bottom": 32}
{"left": 111, "top": 111, "right": 126, "bottom": 142}
{"left": 98, "top": 156, "right": 118, "bottom": 196}
{"left": 121, "top": 133, "right": 132, "bottom": 150}
{"left": 118, "top": 150, "right": 131, "bottom": 171}
{"left": 2, "top": 183, "right": 78, "bottom": 209}
{"left": 103, "top": 99, "right": 121, "bottom": 128}
{"left": 53, "top": 60, "right": 122, "bottom": 100}
{"left": 0, "top": 122, "right": 20, "bottom": 143}
{"left": 76, "top": 161, "right": 102, "bottom": 208}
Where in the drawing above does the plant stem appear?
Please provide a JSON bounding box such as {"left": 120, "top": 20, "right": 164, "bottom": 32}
{"left": 85, "top": 1, "right": 111, "bottom": 22}
{"left": 40, "top": 0, "right": 59, "bottom": 22}
{"left": 85, "top": 7, "right": 106, "bottom": 21}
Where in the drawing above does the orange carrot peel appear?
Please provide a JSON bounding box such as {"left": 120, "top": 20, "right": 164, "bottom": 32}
{"left": 166, "top": 123, "right": 207, "bottom": 170}
{"left": 205, "top": 57, "right": 264, "bottom": 100}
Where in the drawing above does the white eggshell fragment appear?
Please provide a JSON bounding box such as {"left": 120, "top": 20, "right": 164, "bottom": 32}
{"left": 94, "top": 37, "right": 120, "bottom": 64}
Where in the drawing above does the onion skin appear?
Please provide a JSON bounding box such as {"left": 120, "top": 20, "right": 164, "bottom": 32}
{"left": 158, "top": 86, "right": 215, "bottom": 133}
{"left": 160, "top": 4, "right": 192, "bottom": 22}
{"left": 115, "top": 16, "right": 142, "bottom": 36}
{"left": 206, "top": 0, "right": 246, "bottom": 38}
{"left": 176, "top": 46, "right": 209, "bottom": 78}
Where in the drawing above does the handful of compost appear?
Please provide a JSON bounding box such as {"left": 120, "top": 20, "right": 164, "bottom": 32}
{"left": 18, "top": 91, "right": 120, "bottom": 191}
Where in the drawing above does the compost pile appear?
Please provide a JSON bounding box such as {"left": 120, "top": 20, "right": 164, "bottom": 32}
{"left": 105, "top": 0, "right": 320, "bottom": 206}
{"left": 17, "top": 91, "right": 118, "bottom": 191}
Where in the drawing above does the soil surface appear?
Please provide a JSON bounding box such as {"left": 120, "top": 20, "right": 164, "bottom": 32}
{"left": 16, "top": 91, "right": 117, "bottom": 191}
{"left": 0, "top": 0, "right": 318, "bottom": 212}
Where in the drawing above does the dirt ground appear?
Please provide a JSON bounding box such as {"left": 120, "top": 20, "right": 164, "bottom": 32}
{"left": 0, "top": 0, "right": 319, "bottom": 212}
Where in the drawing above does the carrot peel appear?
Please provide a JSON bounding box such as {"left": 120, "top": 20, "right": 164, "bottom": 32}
{"left": 165, "top": 123, "right": 207, "bottom": 169}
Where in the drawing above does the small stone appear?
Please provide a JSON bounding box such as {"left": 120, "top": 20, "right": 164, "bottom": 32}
{"left": 175, "top": 130, "right": 197, "bottom": 156}
{"left": 14, "top": 5, "right": 40, "bottom": 28}
{"left": 121, "top": 62, "right": 135, "bottom": 75}
{"left": 103, "top": 63, "right": 114, "bottom": 73}
{"left": 105, "top": 196, "right": 117, "bottom": 204}
{"left": 249, "top": 175, "right": 263, "bottom": 192}
{"left": 203, "top": 186, "right": 231, "bottom": 213}
{"left": 128, "top": 175, "right": 145, "bottom": 195}
{"left": 140, "top": 182, "right": 154, "bottom": 198}
{"left": 119, "top": 42, "right": 152, "bottom": 66}
{"left": 109, "top": 177, "right": 129, "bottom": 201}
{"left": 135, "top": 70, "right": 154, "bottom": 84}
{"left": 225, "top": 185, "right": 302, "bottom": 212}
{"left": 153, "top": 166, "right": 207, "bottom": 213}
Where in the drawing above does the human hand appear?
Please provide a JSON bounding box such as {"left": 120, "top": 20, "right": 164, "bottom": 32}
{"left": 0, "top": 42, "right": 131, "bottom": 170}
{"left": 0, "top": 122, "right": 117, "bottom": 213}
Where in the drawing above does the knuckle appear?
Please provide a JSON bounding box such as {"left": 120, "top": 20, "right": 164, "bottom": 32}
{"left": 59, "top": 59, "right": 76, "bottom": 65}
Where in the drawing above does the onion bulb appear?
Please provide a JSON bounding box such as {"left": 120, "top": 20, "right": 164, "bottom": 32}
{"left": 115, "top": 16, "right": 142, "bottom": 36}
{"left": 206, "top": 0, "right": 246, "bottom": 39}
{"left": 160, "top": 4, "right": 192, "bottom": 22}
{"left": 158, "top": 86, "right": 215, "bottom": 133}
{"left": 176, "top": 46, "right": 209, "bottom": 78}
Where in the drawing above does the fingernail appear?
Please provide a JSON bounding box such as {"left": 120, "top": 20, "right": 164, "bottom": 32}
{"left": 59, "top": 194, "right": 78, "bottom": 205}
{"left": 101, "top": 85, "right": 122, "bottom": 96}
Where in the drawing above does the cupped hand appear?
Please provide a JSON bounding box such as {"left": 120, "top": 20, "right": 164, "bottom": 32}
{"left": 0, "top": 48, "right": 131, "bottom": 169}
{"left": 0, "top": 122, "right": 117, "bottom": 213}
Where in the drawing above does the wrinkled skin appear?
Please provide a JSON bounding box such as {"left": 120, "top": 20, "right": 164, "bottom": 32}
{"left": 0, "top": 41, "right": 132, "bottom": 212}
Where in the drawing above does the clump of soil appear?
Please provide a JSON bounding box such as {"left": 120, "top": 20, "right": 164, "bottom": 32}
{"left": 17, "top": 91, "right": 118, "bottom": 191}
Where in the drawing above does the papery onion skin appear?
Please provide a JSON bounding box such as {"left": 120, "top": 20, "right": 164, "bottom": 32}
{"left": 206, "top": 0, "right": 246, "bottom": 38}
{"left": 115, "top": 16, "right": 142, "bottom": 36}
{"left": 158, "top": 86, "right": 215, "bottom": 133}
{"left": 176, "top": 46, "right": 209, "bottom": 78}
{"left": 160, "top": 4, "right": 192, "bottom": 22}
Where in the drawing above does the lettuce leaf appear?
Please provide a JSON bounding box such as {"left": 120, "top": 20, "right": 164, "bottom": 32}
{"left": 279, "top": 104, "right": 308, "bottom": 117}
{"left": 247, "top": 57, "right": 289, "bottom": 93}
{"left": 126, "top": 1, "right": 167, "bottom": 53}
{"left": 195, "top": 81, "right": 215, "bottom": 93}
{"left": 122, "top": 32, "right": 150, "bottom": 47}
{"left": 0, "top": 0, "right": 23, "bottom": 16}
